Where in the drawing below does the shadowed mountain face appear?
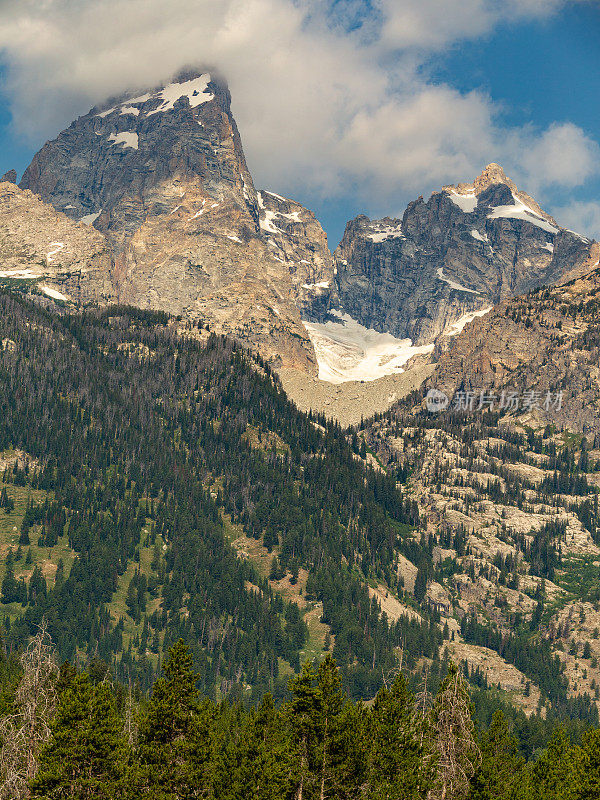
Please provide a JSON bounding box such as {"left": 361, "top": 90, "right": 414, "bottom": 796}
{"left": 331, "top": 164, "right": 594, "bottom": 346}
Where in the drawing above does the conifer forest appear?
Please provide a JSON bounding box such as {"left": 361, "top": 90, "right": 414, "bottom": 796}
{"left": 1, "top": 292, "right": 600, "bottom": 798}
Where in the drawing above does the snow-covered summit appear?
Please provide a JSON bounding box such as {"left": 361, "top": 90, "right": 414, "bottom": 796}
{"left": 443, "top": 163, "right": 557, "bottom": 227}
{"left": 95, "top": 73, "right": 214, "bottom": 119}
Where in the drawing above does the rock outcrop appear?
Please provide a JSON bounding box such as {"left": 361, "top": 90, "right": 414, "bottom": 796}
{"left": 256, "top": 190, "right": 335, "bottom": 319}
{"left": 430, "top": 242, "right": 600, "bottom": 432}
{"left": 333, "top": 164, "right": 594, "bottom": 345}
{"left": 0, "top": 180, "right": 115, "bottom": 303}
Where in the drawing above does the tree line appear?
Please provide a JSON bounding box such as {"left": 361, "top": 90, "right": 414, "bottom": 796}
{"left": 1, "top": 629, "right": 600, "bottom": 800}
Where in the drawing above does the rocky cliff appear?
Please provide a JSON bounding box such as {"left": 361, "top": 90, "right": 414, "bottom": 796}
{"left": 15, "top": 71, "right": 331, "bottom": 371}
{"left": 0, "top": 180, "right": 115, "bottom": 304}
{"left": 333, "top": 164, "right": 594, "bottom": 345}
{"left": 257, "top": 190, "right": 335, "bottom": 319}
{"left": 429, "top": 242, "right": 600, "bottom": 432}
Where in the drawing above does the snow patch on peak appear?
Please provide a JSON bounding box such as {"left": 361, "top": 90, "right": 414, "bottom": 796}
{"left": 470, "top": 229, "right": 488, "bottom": 243}
{"left": 146, "top": 74, "right": 213, "bottom": 116}
{"left": 258, "top": 192, "right": 303, "bottom": 232}
{"left": 95, "top": 75, "right": 213, "bottom": 120}
{"left": 264, "top": 190, "right": 289, "bottom": 202}
{"left": 302, "top": 280, "right": 330, "bottom": 291}
{"left": 260, "top": 209, "right": 283, "bottom": 235}
{"left": 487, "top": 193, "right": 559, "bottom": 234}
{"left": 79, "top": 211, "right": 101, "bottom": 226}
{"left": 108, "top": 132, "right": 138, "bottom": 150}
{"left": 447, "top": 191, "right": 477, "bottom": 213}
{"left": 364, "top": 220, "right": 403, "bottom": 243}
{"left": 444, "top": 307, "right": 493, "bottom": 337}
{"left": 437, "top": 267, "right": 479, "bottom": 294}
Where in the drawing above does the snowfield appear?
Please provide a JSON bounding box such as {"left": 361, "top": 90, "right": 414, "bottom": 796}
{"left": 447, "top": 191, "right": 478, "bottom": 213}
{"left": 444, "top": 306, "right": 493, "bottom": 336}
{"left": 46, "top": 242, "right": 64, "bottom": 264}
{"left": 96, "top": 74, "right": 213, "bottom": 119}
{"left": 303, "top": 312, "right": 434, "bottom": 384}
{"left": 80, "top": 211, "right": 101, "bottom": 226}
{"left": 470, "top": 229, "right": 488, "bottom": 243}
{"left": 40, "top": 285, "right": 69, "bottom": 301}
{"left": 487, "top": 193, "right": 559, "bottom": 234}
{"left": 108, "top": 132, "right": 139, "bottom": 150}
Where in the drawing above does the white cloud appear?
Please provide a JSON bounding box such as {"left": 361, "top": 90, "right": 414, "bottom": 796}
{"left": 0, "top": 0, "right": 596, "bottom": 227}
{"left": 509, "top": 123, "right": 600, "bottom": 192}
{"left": 551, "top": 200, "right": 600, "bottom": 240}
{"left": 376, "top": 0, "right": 564, "bottom": 51}
{"left": 335, "top": 86, "right": 497, "bottom": 194}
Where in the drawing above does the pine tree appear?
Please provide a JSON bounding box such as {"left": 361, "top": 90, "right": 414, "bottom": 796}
{"left": 414, "top": 564, "right": 428, "bottom": 604}
{"left": 289, "top": 661, "right": 321, "bottom": 800}
{"left": 316, "top": 655, "right": 347, "bottom": 800}
{"left": 203, "top": 703, "right": 245, "bottom": 800}
{"left": 573, "top": 727, "right": 600, "bottom": 800}
{"left": 367, "top": 674, "right": 435, "bottom": 800}
{"left": 30, "top": 673, "right": 128, "bottom": 799}
{"left": 516, "top": 727, "right": 574, "bottom": 800}
{"left": 470, "top": 711, "right": 523, "bottom": 800}
{"left": 136, "top": 639, "right": 200, "bottom": 799}
{"left": 1, "top": 551, "right": 18, "bottom": 604}
{"left": 242, "top": 693, "right": 294, "bottom": 800}
{"left": 288, "top": 655, "right": 364, "bottom": 800}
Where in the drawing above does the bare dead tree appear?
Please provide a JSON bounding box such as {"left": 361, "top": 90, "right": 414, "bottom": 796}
{"left": 382, "top": 643, "right": 404, "bottom": 689}
{"left": 123, "top": 679, "right": 138, "bottom": 750}
{"left": 429, "top": 665, "right": 480, "bottom": 800}
{"left": 414, "top": 666, "right": 433, "bottom": 742}
{"left": 0, "top": 621, "right": 59, "bottom": 799}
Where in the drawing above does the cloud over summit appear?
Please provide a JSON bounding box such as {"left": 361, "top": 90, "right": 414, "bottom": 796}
{"left": 0, "top": 0, "right": 598, "bottom": 237}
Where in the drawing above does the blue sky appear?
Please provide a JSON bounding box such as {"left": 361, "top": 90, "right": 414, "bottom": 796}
{"left": 0, "top": 0, "right": 598, "bottom": 247}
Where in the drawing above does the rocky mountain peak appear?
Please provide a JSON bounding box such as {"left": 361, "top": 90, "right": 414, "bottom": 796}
{"left": 19, "top": 70, "right": 260, "bottom": 251}
{"left": 471, "top": 162, "right": 510, "bottom": 191}
{"left": 1, "top": 169, "right": 17, "bottom": 184}
{"left": 10, "top": 70, "right": 339, "bottom": 373}
{"left": 333, "top": 164, "right": 594, "bottom": 350}
{"left": 443, "top": 162, "right": 556, "bottom": 225}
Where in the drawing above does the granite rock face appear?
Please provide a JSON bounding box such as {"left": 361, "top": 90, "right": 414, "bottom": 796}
{"left": 0, "top": 180, "right": 115, "bottom": 303}
{"left": 430, "top": 242, "right": 600, "bottom": 432}
{"left": 333, "top": 164, "right": 594, "bottom": 345}
{"left": 257, "top": 190, "right": 335, "bottom": 319}
{"left": 20, "top": 73, "right": 258, "bottom": 250}
{"left": 17, "top": 71, "right": 327, "bottom": 371}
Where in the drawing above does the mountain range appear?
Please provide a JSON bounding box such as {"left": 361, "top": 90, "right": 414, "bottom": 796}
{"left": 2, "top": 70, "right": 597, "bottom": 387}
{"left": 2, "top": 69, "right": 600, "bottom": 721}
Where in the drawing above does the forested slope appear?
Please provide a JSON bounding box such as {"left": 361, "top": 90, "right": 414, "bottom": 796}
{"left": 0, "top": 292, "right": 438, "bottom": 699}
